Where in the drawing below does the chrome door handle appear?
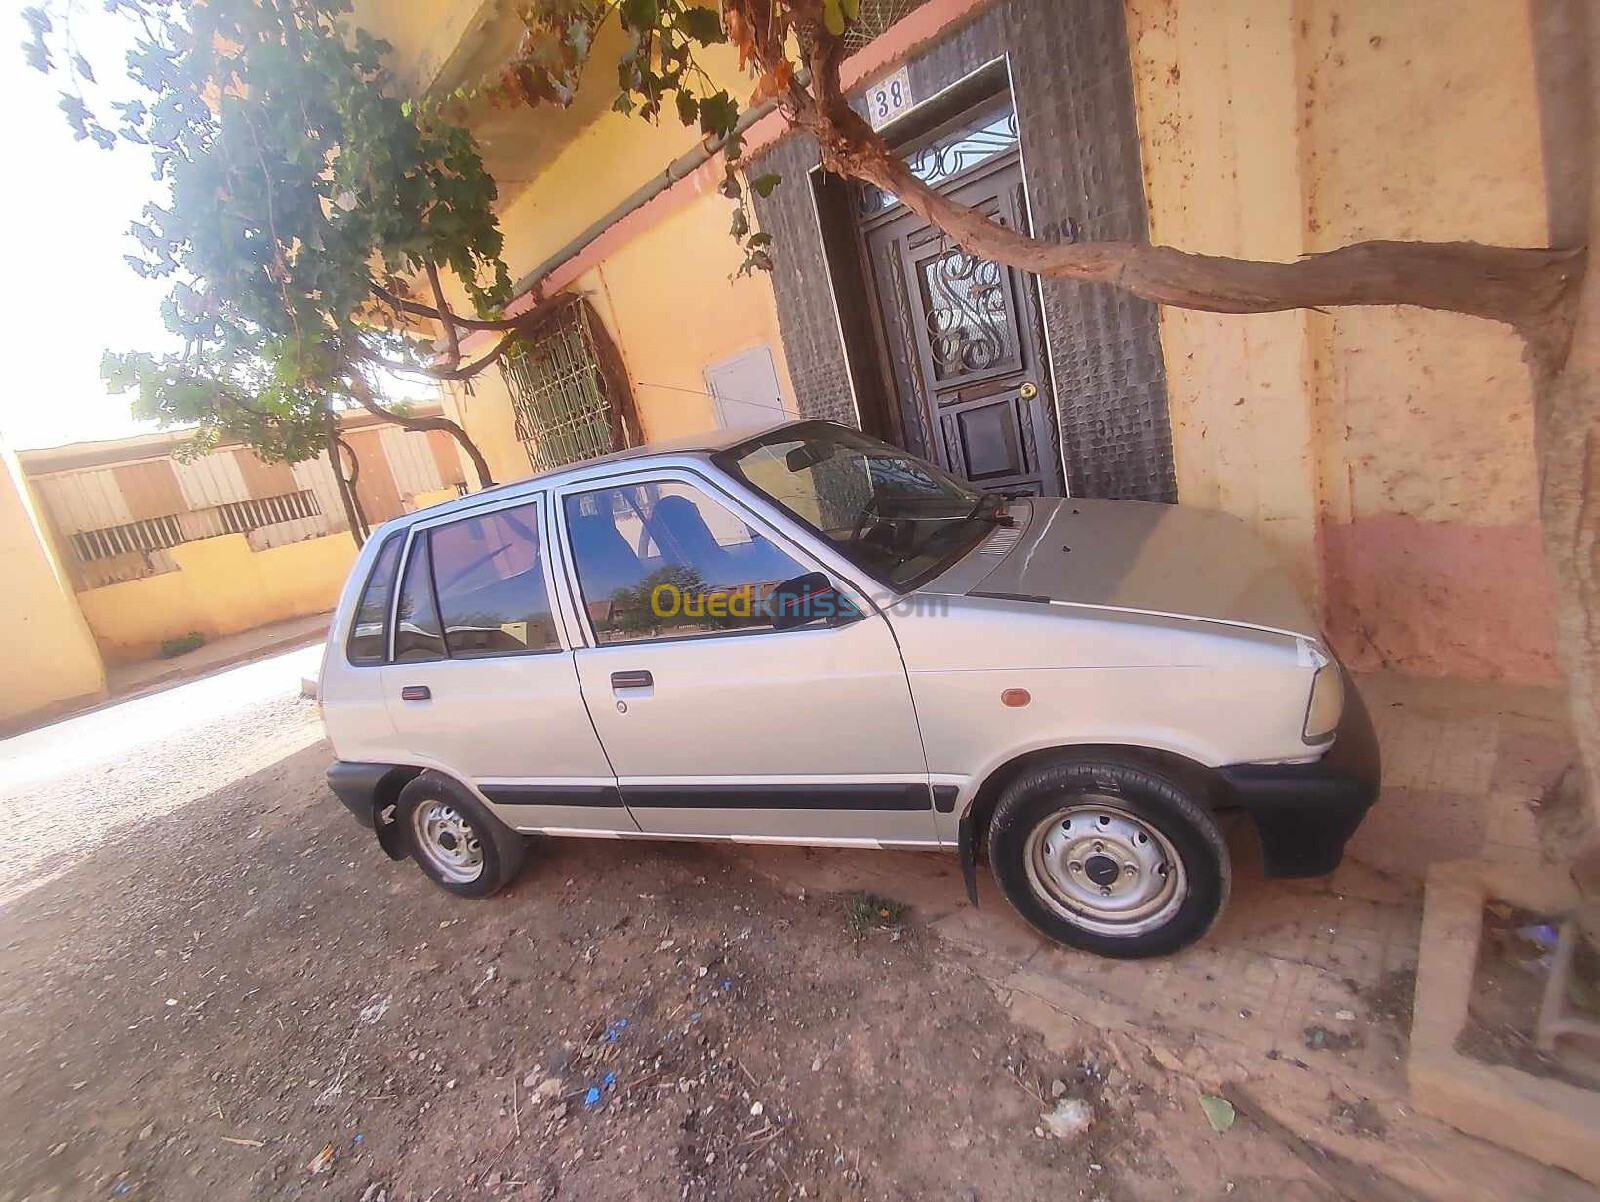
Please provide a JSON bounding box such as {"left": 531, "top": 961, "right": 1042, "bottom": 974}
{"left": 610, "top": 670, "right": 653, "bottom": 690}
{"left": 400, "top": 685, "right": 431, "bottom": 701}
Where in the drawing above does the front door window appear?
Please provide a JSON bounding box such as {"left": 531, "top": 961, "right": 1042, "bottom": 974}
{"left": 563, "top": 480, "right": 807, "bottom": 644}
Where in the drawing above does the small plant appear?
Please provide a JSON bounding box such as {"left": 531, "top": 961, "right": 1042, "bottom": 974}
{"left": 160, "top": 631, "right": 206, "bottom": 659}
{"left": 844, "top": 891, "right": 906, "bottom": 940}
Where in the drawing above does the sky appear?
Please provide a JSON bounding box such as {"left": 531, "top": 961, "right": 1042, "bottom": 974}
{"left": 0, "top": 0, "right": 178, "bottom": 451}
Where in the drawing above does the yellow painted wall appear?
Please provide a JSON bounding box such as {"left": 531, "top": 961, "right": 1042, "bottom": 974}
{"left": 350, "top": 0, "right": 490, "bottom": 91}
{"left": 0, "top": 444, "right": 106, "bottom": 729}
{"left": 579, "top": 191, "right": 800, "bottom": 441}
{"left": 446, "top": 187, "right": 800, "bottom": 484}
{"left": 1126, "top": 0, "right": 1558, "bottom": 681}
{"left": 1125, "top": 0, "right": 1320, "bottom": 590}
{"left": 78, "top": 533, "right": 357, "bottom": 665}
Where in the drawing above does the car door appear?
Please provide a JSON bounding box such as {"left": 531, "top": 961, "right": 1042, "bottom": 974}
{"left": 380, "top": 496, "right": 634, "bottom": 835}
{"left": 554, "top": 467, "right": 936, "bottom": 846}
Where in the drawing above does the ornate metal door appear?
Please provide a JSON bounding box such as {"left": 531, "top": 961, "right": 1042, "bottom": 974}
{"left": 859, "top": 106, "right": 1061, "bottom": 495}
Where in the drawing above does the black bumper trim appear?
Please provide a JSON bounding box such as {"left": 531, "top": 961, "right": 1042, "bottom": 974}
{"left": 326, "top": 761, "right": 393, "bottom": 828}
{"left": 1218, "top": 670, "right": 1381, "bottom": 878}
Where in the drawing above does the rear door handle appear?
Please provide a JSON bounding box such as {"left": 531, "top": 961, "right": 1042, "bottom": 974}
{"left": 610, "top": 670, "right": 653, "bottom": 690}
{"left": 400, "top": 685, "right": 431, "bottom": 702}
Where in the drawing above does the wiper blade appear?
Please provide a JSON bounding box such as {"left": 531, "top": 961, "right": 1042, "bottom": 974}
{"left": 964, "top": 492, "right": 1015, "bottom": 527}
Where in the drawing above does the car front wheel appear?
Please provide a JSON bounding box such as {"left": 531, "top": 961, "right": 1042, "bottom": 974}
{"left": 987, "top": 757, "right": 1229, "bottom": 959}
{"left": 397, "top": 771, "right": 526, "bottom": 898}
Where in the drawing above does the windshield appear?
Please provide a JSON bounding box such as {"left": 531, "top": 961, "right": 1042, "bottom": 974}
{"left": 716, "top": 422, "right": 1000, "bottom": 590}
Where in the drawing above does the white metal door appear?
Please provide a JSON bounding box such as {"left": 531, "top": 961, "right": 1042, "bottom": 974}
{"left": 555, "top": 468, "right": 935, "bottom": 846}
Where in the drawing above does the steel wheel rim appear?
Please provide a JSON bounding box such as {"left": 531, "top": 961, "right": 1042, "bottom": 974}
{"left": 410, "top": 799, "right": 485, "bottom": 884}
{"left": 1023, "top": 798, "right": 1187, "bottom": 936}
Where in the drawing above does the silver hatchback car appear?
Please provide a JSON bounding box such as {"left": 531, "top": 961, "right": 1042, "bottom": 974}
{"left": 321, "top": 419, "right": 1378, "bottom": 958}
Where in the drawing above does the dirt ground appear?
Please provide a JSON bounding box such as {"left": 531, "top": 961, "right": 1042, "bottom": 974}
{"left": 3, "top": 680, "right": 1597, "bottom": 1202}
{"left": 0, "top": 727, "right": 1441, "bottom": 1202}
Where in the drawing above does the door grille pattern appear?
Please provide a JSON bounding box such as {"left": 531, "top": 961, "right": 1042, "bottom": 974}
{"left": 502, "top": 301, "right": 617, "bottom": 473}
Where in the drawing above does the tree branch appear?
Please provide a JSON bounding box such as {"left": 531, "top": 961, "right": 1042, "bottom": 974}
{"left": 369, "top": 280, "right": 564, "bottom": 335}
{"left": 710, "top": 7, "right": 1587, "bottom": 368}
{"left": 354, "top": 328, "right": 524, "bottom": 382}
{"left": 790, "top": 101, "right": 1583, "bottom": 361}
{"left": 424, "top": 259, "right": 462, "bottom": 367}
{"left": 342, "top": 371, "right": 496, "bottom": 488}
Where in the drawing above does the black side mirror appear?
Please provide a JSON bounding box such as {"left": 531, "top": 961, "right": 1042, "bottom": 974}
{"left": 770, "top": 571, "right": 860, "bottom": 630}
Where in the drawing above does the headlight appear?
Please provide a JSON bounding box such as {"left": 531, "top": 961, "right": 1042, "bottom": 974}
{"left": 1302, "top": 646, "right": 1344, "bottom": 743}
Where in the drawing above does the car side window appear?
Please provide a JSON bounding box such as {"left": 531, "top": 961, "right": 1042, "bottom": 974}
{"left": 564, "top": 479, "right": 812, "bottom": 645}
{"left": 430, "top": 503, "right": 561, "bottom": 657}
{"left": 346, "top": 533, "right": 404, "bottom": 665}
{"left": 393, "top": 537, "right": 446, "bottom": 662}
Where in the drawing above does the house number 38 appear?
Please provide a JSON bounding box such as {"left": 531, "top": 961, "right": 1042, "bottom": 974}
{"left": 867, "top": 68, "right": 913, "bottom": 129}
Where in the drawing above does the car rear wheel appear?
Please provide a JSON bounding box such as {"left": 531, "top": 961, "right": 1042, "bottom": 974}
{"left": 397, "top": 771, "right": 526, "bottom": 899}
{"left": 987, "top": 757, "right": 1228, "bottom": 959}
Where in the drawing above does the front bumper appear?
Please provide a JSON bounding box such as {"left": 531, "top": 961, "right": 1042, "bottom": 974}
{"left": 1218, "top": 670, "right": 1381, "bottom": 877}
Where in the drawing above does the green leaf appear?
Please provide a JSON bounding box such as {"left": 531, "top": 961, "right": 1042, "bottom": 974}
{"left": 749, "top": 171, "right": 781, "bottom": 198}
{"left": 698, "top": 90, "right": 738, "bottom": 138}
{"left": 619, "top": 0, "right": 660, "bottom": 31}
{"left": 822, "top": 0, "right": 846, "bottom": 36}
{"left": 674, "top": 5, "right": 726, "bottom": 45}
{"left": 675, "top": 89, "right": 698, "bottom": 127}
{"left": 840, "top": 0, "right": 861, "bottom": 17}
{"left": 1199, "top": 1095, "right": 1235, "bottom": 1134}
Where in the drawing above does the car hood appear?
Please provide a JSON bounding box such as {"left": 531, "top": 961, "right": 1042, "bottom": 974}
{"left": 954, "top": 497, "right": 1320, "bottom": 639}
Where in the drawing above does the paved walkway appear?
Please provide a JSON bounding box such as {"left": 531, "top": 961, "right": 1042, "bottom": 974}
{"left": 103, "top": 611, "right": 330, "bottom": 700}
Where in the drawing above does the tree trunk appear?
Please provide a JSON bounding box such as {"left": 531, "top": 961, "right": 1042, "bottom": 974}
{"left": 343, "top": 373, "right": 497, "bottom": 490}
{"left": 324, "top": 408, "right": 368, "bottom": 549}
{"left": 1531, "top": 0, "right": 1600, "bottom": 936}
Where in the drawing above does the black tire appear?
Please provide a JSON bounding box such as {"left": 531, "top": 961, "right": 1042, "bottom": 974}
{"left": 396, "top": 771, "right": 526, "bottom": 898}
{"left": 986, "top": 756, "right": 1229, "bottom": 959}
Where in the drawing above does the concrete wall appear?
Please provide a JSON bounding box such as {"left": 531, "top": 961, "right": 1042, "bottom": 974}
{"left": 1126, "top": 0, "right": 1558, "bottom": 683}
{"left": 77, "top": 532, "right": 356, "bottom": 665}
{"left": 0, "top": 444, "right": 106, "bottom": 729}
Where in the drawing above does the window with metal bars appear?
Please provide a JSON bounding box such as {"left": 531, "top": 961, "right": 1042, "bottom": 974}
{"left": 842, "top": 0, "right": 930, "bottom": 54}
{"left": 214, "top": 489, "right": 321, "bottom": 535}
{"left": 70, "top": 514, "right": 185, "bottom": 564}
{"left": 501, "top": 300, "right": 619, "bottom": 473}
{"left": 69, "top": 489, "right": 322, "bottom": 563}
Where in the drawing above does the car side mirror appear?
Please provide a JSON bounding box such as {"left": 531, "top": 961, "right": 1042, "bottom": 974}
{"left": 771, "top": 571, "right": 860, "bottom": 630}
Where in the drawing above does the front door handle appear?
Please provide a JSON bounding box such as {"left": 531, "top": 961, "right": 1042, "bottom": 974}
{"left": 610, "top": 670, "right": 653, "bottom": 690}
{"left": 400, "top": 685, "right": 431, "bottom": 702}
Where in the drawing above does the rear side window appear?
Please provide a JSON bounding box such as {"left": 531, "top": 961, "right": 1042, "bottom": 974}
{"left": 345, "top": 533, "right": 404, "bottom": 665}
{"left": 393, "top": 538, "right": 446, "bottom": 662}
{"left": 430, "top": 502, "right": 560, "bottom": 657}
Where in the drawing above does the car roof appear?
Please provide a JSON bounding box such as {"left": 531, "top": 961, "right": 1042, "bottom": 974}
{"left": 384, "top": 416, "right": 812, "bottom": 531}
